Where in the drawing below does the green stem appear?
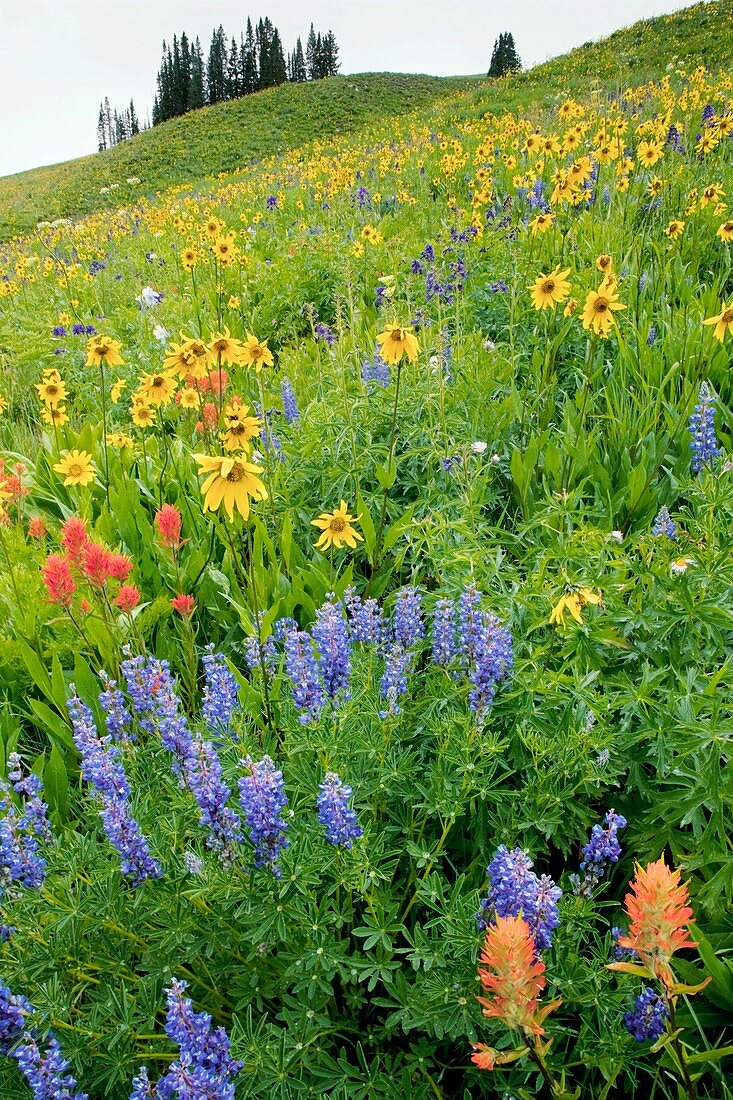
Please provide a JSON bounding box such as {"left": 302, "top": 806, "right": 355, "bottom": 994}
{"left": 373, "top": 359, "right": 403, "bottom": 569}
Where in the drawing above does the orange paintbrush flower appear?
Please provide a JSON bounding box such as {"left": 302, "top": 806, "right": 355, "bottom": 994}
{"left": 476, "top": 914, "right": 561, "bottom": 1037}
{"left": 615, "top": 858, "right": 696, "bottom": 984}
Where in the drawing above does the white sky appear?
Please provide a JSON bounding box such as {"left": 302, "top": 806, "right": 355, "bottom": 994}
{"left": 0, "top": 0, "right": 692, "bottom": 178}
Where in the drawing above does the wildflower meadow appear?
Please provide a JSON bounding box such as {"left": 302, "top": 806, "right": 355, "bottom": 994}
{"left": 0, "top": 2, "right": 732, "bottom": 1097}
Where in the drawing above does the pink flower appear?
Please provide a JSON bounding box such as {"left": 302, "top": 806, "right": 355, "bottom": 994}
{"left": 28, "top": 516, "right": 47, "bottom": 540}
{"left": 155, "top": 504, "right": 182, "bottom": 548}
{"left": 60, "top": 516, "right": 89, "bottom": 562}
{"left": 171, "top": 593, "right": 195, "bottom": 617}
{"left": 42, "top": 554, "right": 76, "bottom": 606}
{"left": 114, "top": 585, "right": 141, "bottom": 613}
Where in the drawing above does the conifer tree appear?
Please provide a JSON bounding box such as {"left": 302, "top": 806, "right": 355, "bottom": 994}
{"left": 190, "top": 37, "right": 205, "bottom": 108}
{"left": 306, "top": 23, "right": 318, "bottom": 80}
{"left": 290, "top": 36, "right": 307, "bottom": 82}
{"left": 242, "top": 18, "right": 258, "bottom": 93}
{"left": 271, "top": 28, "right": 287, "bottom": 86}
{"left": 129, "top": 99, "right": 140, "bottom": 136}
{"left": 97, "top": 104, "right": 107, "bottom": 151}
{"left": 321, "top": 30, "right": 340, "bottom": 77}
{"left": 488, "top": 32, "right": 521, "bottom": 77}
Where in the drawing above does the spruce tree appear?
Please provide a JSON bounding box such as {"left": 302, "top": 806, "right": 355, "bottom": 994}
{"left": 190, "top": 38, "right": 205, "bottom": 108}
{"left": 488, "top": 31, "right": 521, "bottom": 77}
{"left": 291, "top": 36, "right": 307, "bottom": 82}
{"left": 129, "top": 99, "right": 140, "bottom": 135}
{"left": 270, "top": 28, "right": 287, "bottom": 86}
{"left": 306, "top": 23, "right": 318, "bottom": 80}
{"left": 97, "top": 104, "right": 107, "bottom": 151}
{"left": 242, "top": 18, "right": 258, "bottom": 93}
{"left": 227, "top": 36, "right": 241, "bottom": 98}
{"left": 322, "top": 30, "right": 340, "bottom": 77}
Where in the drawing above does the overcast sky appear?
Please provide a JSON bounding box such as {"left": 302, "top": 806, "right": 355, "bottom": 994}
{"left": 0, "top": 0, "right": 692, "bottom": 178}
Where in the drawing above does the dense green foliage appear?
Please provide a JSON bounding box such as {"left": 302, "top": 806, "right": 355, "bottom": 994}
{"left": 0, "top": 1, "right": 732, "bottom": 1097}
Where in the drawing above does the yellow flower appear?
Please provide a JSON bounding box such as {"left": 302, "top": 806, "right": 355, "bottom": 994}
{"left": 181, "top": 246, "right": 198, "bottom": 271}
{"left": 637, "top": 139, "right": 664, "bottom": 167}
{"left": 53, "top": 449, "right": 96, "bottom": 487}
{"left": 204, "top": 217, "right": 223, "bottom": 237}
{"left": 549, "top": 587, "right": 601, "bottom": 628}
{"left": 110, "top": 378, "right": 127, "bottom": 403}
{"left": 139, "top": 371, "right": 177, "bottom": 406}
{"left": 194, "top": 454, "right": 268, "bottom": 521}
{"left": 208, "top": 328, "right": 244, "bottom": 366}
{"left": 665, "top": 219, "right": 685, "bottom": 240}
{"left": 241, "top": 332, "right": 275, "bottom": 372}
{"left": 164, "top": 336, "right": 209, "bottom": 379}
{"left": 42, "top": 405, "right": 69, "bottom": 427}
{"left": 227, "top": 294, "right": 241, "bottom": 309}
{"left": 35, "top": 377, "right": 67, "bottom": 406}
{"left": 86, "top": 334, "right": 123, "bottom": 368}
{"left": 529, "top": 266, "right": 571, "bottom": 310}
{"left": 360, "top": 225, "right": 382, "bottom": 244}
{"left": 311, "top": 500, "right": 363, "bottom": 550}
{"left": 220, "top": 403, "right": 263, "bottom": 451}
{"left": 529, "top": 212, "right": 555, "bottom": 236}
{"left": 130, "top": 400, "right": 156, "bottom": 428}
{"left": 178, "top": 387, "right": 201, "bottom": 409}
{"left": 582, "top": 284, "right": 625, "bottom": 337}
{"left": 376, "top": 322, "right": 420, "bottom": 364}
{"left": 107, "top": 432, "right": 134, "bottom": 449}
{"left": 213, "top": 233, "right": 237, "bottom": 264}
{"left": 595, "top": 253, "right": 613, "bottom": 274}
{"left": 717, "top": 220, "right": 733, "bottom": 242}
{"left": 0, "top": 395, "right": 7, "bottom": 415}
{"left": 703, "top": 300, "right": 733, "bottom": 342}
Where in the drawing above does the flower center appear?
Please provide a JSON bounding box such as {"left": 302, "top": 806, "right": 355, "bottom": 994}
{"left": 330, "top": 518, "right": 346, "bottom": 533}
{"left": 541, "top": 280, "right": 555, "bottom": 294}
{"left": 250, "top": 346, "right": 262, "bottom": 358}
{"left": 68, "top": 463, "right": 83, "bottom": 477}
{"left": 391, "top": 329, "right": 403, "bottom": 341}
{"left": 722, "top": 309, "right": 733, "bottom": 324}
{"left": 594, "top": 299, "right": 609, "bottom": 313}
{"left": 226, "top": 462, "right": 245, "bottom": 483}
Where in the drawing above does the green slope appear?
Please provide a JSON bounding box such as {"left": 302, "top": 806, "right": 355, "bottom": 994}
{"left": 0, "top": 74, "right": 477, "bottom": 241}
{"left": 0, "top": 0, "right": 730, "bottom": 243}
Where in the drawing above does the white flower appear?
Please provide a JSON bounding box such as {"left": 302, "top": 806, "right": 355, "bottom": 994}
{"left": 609, "top": 530, "right": 624, "bottom": 542}
{"left": 483, "top": 338, "right": 496, "bottom": 351}
{"left": 490, "top": 453, "right": 501, "bottom": 464}
{"left": 153, "top": 324, "right": 169, "bottom": 344}
{"left": 471, "top": 441, "right": 488, "bottom": 455}
{"left": 252, "top": 450, "right": 264, "bottom": 464}
{"left": 670, "top": 557, "right": 695, "bottom": 575}
{"left": 137, "top": 286, "right": 163, "bottom": 309}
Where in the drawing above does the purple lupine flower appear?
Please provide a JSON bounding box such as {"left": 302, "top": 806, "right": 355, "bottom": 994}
{"left": 68, "top": 690, "right": 161, "bottom": 886}
{"left": 421, "top": 243, "right": 435, "bottom": 263}
{"left": 611, "top": 925, "right": 637, "bottom": 961}
{"left": 137, "top": 979, "right": 241, "bottom": 1100}
{"left": 344, "top": 587, "right": 383, "bottom": 645}
{"left": 0, "top": 979, "right": 31, "bottom": 1052}
{"left": 393, "top": 587, "right": 424, "bottom": 649}
{"left": 624, "top": 987, "right": 668, "bottom": 1042}
{"left": 441, "top": 455, "right": 462, "bottom": 471}
{"left": 647, "top": 325, "right": 657, "bottom": 346}
{"left": 651, "top": 505, "right": 676, "bottom": 539}
{"left": 1, "top": 756, "right": 50, "bottom": 898}
{"left": 311, "top": 597, "right": 352, "bottom": 700}
{"left": 238, "top": 756, "right": 289, "bottom": 875}
{"left": 468, "top": 615, "right": 513, "bottom": 721}
{"left": 98, "top": 672, "right": 134, "bottom": 742}
{"left": 476, "top": 845, "right": 562, "bottom": 951}
{"left": 201, "top": 647, "right": 240, "bottom": 736}
{"left": 317, "top": 773, "right": 362, "bottom": 848}
{"left": 314, "top": 321, "right": 336, "bottom": 345}
{"left": 432, "top": 598, "right": 457, "bottom": 666}
{"left": 14, "top": 1032, "right": 88, "bottom": 1099}
{"left": 280, "top": 377, "right": 301, "bottom": 425}
{"left": 456, "top": 586, "right": 485, "bottom": 667}
{"left": 182, "top": 739, "right": 241, "bottom": 863}
{"left": 243, "top": 619, "right": 277, "bottom": 679}
{"left": 266, "top": 195, "right": 278, "bottom": 208}
{"left": 689, "top": 381, "right": 721, "bottom": 473}
{"left": 52, "top": 325, "right": 67, "bottom": 337}
{"left": 121, "top": 657, "right": 237, "bottom": 861}
{"left": 281, "top": 628, "right": 325, "bottom": 724}
{"left": 379, "top": 643, "right": 412, "bottom": 717}
{"left": 489, "top": 279, "right": 509, "bottom": 294}
{"left": 577, "top": 809, "right": 627, "bottom": 894}
{"left": 701, "top": 102, "right": 715, "bottom": 125}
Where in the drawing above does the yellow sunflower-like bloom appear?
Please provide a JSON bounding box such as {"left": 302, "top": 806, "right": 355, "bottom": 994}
{"left": 86, "top": 334, "right": 124, "bottom": 368}
{"left": 529, "top": 266, "right": 572, "bottom": 311}
{"left": 717, "top": 220, "right": 733, "bottom": 242}
{"left": 139, "top": 371, "right": 177, "bottom": 407}
{"left": 164, "top": 335, "right": 209, "bottom": 379}
{"left": 42, "top": 405, "right": 69, "bottom": 427}
{"left": 376, "top": 322, "right": 420, "bottom": 364}
{"left": 240, "top": 333, "right": 275, "bottom": 372}
{"left": 582, "top": 283, "right": 625, "bottom": 337}
{"left": 53, "top": 449, "right": 96, "bottom": 487}
{"left": 194, "top": 454, "right": 268, "bottom": 521}
{"left": 529, "top": 212, "right": 555, "bottom": 236}
{"left": 703, "top": 300, "right": 733, "bottom": 342}
{"left": 35, "top": 377, "right": 67, "bottom": 407}
{"left": 208, "top": 327, "right": 244, "bottom": 366}
{"left": 311, "top": 500, "right": 363, "bottom": 550}
{"left": 220, "top": 404, "right": 263, "bottom": 452}
{"left": 549, "top": 587, "right": 601, "bottom": 628}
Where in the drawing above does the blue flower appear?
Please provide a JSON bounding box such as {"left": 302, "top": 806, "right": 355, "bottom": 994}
{"left": 280, "top": 377, "right": 301, "bottom": 424}
{"left": 201, "top": 647, "right": 240, "bottom": 737}
{"left": 432, "top": 598, "right": 457, "bottom": 666}
{"left": 311, "top": 596, "right": 352, "bottom": 701}
{"left": 651, "top": 505, "right": 676, "bottom": 540}
{"left": 238, "top": 756, "right": 289, "bottom": 875}
{"left": 689, "top": 381, "right": 721, "bottom": 473}
{"left": 477, "top": 845, "right": 562, "bottom": 951}
{"left": 624, "top": 987, "right": 668, "bottom": 1042}
{"left": 317, "top": 773, "right": 362, "bottom": 848}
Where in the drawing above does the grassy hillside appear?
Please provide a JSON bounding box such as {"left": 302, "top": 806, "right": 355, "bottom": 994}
{"left": 0, "top": 74, "right": 477, "bottom": 241}
{"left": 1, "top": 0, "right": 730, "bottom": 242}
